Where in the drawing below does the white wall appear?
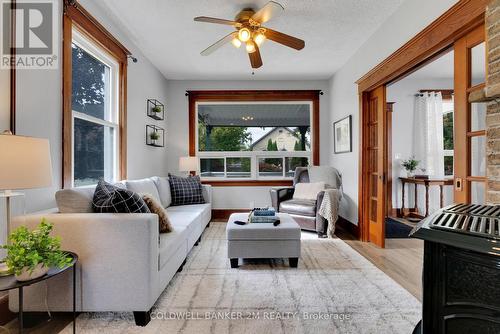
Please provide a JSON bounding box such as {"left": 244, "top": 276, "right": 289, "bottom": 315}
{"left": 0, "top": 69, "right": 9, "bottom": 131}
{"left": 387, "top": 77, "right": 454, "bottom": 211}
{"left": 328, "top": 0, "right": 459, "bottom": 224}
{"left": 15, "top": 0, "right": 169, "bottom": 212}
{"left": 166, "top": 80, "right": 329, "bottom": 209}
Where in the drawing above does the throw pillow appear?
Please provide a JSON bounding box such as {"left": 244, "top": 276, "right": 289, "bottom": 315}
{"left": 293, "top": 182, "right": 325, "bottom": 201}
{"left": 142, "top": 193, "right": 173, "bottom": 233}
{"left": 168, "top": 174, "right": 205, "bottom": 206}
{"left": 92, "top": 180, "right": 151, "bottom": 213}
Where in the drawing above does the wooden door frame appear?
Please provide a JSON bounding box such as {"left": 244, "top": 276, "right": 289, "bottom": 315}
{"left": 357, "top": 0, "right": 487, "bottom": 242}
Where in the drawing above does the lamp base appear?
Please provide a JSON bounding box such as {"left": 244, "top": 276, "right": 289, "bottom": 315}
{"left": 0, "top": 262, "right": 13, "bottom": 276}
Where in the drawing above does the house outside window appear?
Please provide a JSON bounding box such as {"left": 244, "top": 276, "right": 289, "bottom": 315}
{"left": 197, "top": 102, "right": 312, "bottom": 180}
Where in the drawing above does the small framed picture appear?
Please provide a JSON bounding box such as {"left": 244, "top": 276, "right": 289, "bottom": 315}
{"left": 333, "top": 115, "right": 352, "bottom": 154}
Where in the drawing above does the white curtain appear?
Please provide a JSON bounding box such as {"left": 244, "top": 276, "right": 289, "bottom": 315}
{"left": 413, "top": 92, "right": 444, "bottom": 213}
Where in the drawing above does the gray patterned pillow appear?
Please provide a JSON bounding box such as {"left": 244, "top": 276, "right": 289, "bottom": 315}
{"left": 92, "top": 180, "right": 150, "bottom": 213}
{"left": 168, "top": 174, "right": 205, "bottom": 206}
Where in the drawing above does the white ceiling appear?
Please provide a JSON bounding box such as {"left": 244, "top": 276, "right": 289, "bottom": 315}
{"left": 95, "top": 0, "right": 405, "bottom": 80}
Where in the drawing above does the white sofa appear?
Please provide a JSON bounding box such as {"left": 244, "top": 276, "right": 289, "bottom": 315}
{"left": 9, "top": 176, "right": 212, "bottom": 326}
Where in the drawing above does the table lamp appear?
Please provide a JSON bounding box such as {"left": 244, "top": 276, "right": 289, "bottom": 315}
{"left": 0, "top": 132, "right": 53, "bottom": 275}
{"left": 179, "top": 156, "right": 198, "bottom": 176}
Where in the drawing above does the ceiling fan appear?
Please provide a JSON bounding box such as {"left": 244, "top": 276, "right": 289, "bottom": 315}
{"left": 194, "top": 1, "right": 305, "bottom": 69}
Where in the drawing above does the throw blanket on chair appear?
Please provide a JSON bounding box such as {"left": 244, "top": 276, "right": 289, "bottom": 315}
{"left": 308, "top": 166, "right": 343, "bottom": 238}
{"left": 319, "top": 189, "right": 341, "bottom": 238}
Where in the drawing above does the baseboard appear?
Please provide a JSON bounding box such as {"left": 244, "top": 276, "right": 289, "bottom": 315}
{"left": 0, "top": 294, "right": 15, "bottom": 325}
{"left": 336, "top": 216, "right": 360, "bottom": 239}
{"left": 212, "top": 209, "right": 249, "bottom": 220}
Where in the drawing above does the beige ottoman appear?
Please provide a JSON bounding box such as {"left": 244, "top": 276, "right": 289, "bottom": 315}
{"left": 226, "top": 213, "right": 301, "bottom": 268}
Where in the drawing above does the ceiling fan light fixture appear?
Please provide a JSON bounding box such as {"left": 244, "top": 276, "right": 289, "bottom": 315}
{"left": 238, "top": 28, "right": 251, "bottom": 42}
{"left": 254, "top": 32, "right": 266, "bottom": 46}
{"left": 231, "top": 37, "right": 242, "bottom": 48}
{"left": 246, "top": 41, "right": 256, "bottom": 53}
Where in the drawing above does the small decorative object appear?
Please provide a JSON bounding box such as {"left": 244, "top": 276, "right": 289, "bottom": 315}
{"left": 146, "top": 125, "right": 164, "bottom": 147}
{"left": 401, "top": 157, "right": 420, "bottom": 178}
{"left": 2, "top": 219, "right": 72, "bottom": 281}
{"left": 333, "top": 115, "right": 352, "bottom": 153}
{"left": 147, "top": 99, "right": 165, "bottom": 120}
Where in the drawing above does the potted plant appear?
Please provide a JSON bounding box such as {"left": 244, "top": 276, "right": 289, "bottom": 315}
{"left": 150, "top": 131, "right": 160, "bottom": 144}
{"left": 152, "top": 105, "right": 162, "bottom": 114}
{"left": 401, "top": 157, "right": 420, "bottom": 178}
{"left": 2, "top": 219, "right": 72, "bottom": 281}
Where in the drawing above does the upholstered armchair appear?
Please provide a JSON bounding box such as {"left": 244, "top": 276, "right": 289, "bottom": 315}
{"left": 270, "top": 167, "right": 342, "bottom": 238}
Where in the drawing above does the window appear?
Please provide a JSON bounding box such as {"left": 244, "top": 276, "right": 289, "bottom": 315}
{"left": 442, "top": 100, "right": 454, "bottom": 176}
{"left": 197, "top": 102, "right": 311, "bottom": 180}
{"left": 72, "top": 30, "right": 119, "bottom": 186}
{"left": 63, "top": 4, "right": 129, "bottom": 188}
{"left": 189, "top": 91, "right": 320, "bottom": 184}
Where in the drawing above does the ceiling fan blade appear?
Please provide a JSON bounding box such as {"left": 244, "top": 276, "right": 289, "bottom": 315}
{"left": 194, "top": 16, "right": 242, "bottom": 27}
{"left": 264, "top": 28, "right": 305, "bottom": 50}
{"left": 201, "top": 32, "right": 236, "bottom": 56}
{"left": 251, "top": 1, "right": 284, "bottom": 24}
{"left": 249, "top": 45, "right": 263, "bottom": 69}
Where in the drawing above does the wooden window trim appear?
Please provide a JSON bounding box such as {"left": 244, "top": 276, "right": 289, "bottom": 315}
{"left": 62, "top": 1, "right": 130, "bottom": 188}
{"left": 188, "top": 90, "right": 320, "bottom": 187}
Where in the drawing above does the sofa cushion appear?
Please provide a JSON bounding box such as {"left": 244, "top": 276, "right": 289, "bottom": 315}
{"left": 168, "top": 174, "right": 205, "bottom": 206}
{"left": 167, "top": 203, "right": 211, "bottom": 227}
{"left": 125, "top": 178, "right": 161, "bottom": 203}
{"left": 279, "top": 199, "right": 317, "bottom": 217}
{"left": 92, "top": 180, "right": 150, "bottom": 213}
{"left": 151, "top": 176, "right": 172, "bottom": 208}
{"left": 293, "top": 182, "right": 325, "bottom": 200}
{"left": 159, "top": 225, "right": 188, "bottom": 270}
{"left": 56, "top": 187, "right": 95, "bottom": 213}
{"left": 142, "top": 193, "right": 173, "bottom": 233}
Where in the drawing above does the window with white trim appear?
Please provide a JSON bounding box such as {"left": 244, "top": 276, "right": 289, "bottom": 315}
{"left": 197, "top": 102, "right": 312, "bottom": 180}
{"left": 443, "top": 99, "right": 454, "bottom": 176}
{"left": 72, "top": 28, "right": 120, "bottom": 187}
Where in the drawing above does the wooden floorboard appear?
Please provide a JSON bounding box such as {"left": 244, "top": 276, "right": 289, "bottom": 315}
{"left": 3, "top": 220, "right": 422, "bottom": 333}
{"left": 336, "top": 227, "right": 423, "bottom": 301}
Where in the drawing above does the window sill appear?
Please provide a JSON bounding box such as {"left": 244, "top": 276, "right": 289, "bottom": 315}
{"left": 201, "top": 180, "right": 293, "bottom": 187}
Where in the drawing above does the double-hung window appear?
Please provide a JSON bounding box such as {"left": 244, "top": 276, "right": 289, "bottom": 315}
{"left": 196, "top": 101, "right": 313, "bottom": 181}
{"left": 63, "top": 4, "right": 129, "bottom": 188}
{"left": 71, "top": 29, "right": 119, "bottom": 187}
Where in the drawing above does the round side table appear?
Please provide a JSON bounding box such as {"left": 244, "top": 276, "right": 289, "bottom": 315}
{"left": 0, "top": 252, "right": 78, "bottom": 334}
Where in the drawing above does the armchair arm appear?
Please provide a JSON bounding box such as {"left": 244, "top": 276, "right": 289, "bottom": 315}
{"left": 202, "top": 184, "right": 212, "bottom": 204}
{"left": 270, "top": 187, "right": 294, "bottom": 211}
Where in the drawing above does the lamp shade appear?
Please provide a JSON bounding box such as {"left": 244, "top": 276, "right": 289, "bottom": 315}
{"left": 179, "top": 156, "right": 198, "bottom": 172}
{"left": 0, "top": 134, "right": 52, "bottom": 190}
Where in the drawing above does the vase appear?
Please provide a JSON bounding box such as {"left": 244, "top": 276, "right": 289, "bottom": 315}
{"left": 407, "top": 171, "right": 415, "bottom": 178}
{"left": 15, "top": 263, "right": 49, "bottom": 281}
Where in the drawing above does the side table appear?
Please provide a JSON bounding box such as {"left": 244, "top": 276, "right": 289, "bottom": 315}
{"left": 0, "top": 251, "right": 78, "bottom": 334}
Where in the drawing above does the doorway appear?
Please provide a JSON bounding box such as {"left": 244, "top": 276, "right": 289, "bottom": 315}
{"left": 359, "top": 13, "right": 487, "bottom": 248}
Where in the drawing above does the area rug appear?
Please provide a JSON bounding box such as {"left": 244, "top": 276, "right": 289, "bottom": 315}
{"left": 62, "top": 222, "right": 421, "bottom": 334}
{"left": 386, "top": 218, "right": 414, "bottom": 239}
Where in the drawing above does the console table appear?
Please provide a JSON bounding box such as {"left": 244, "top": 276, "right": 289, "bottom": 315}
{"left": 399, "top": 177, "right": 453, "bottom": 218}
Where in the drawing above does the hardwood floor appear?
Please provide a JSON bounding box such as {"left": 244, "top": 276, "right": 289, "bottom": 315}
{"left": 2, "top": 220, "right": 423, "bottom": 334}
{"left": 336, "top": 226, "right": 423, "bottom": 301}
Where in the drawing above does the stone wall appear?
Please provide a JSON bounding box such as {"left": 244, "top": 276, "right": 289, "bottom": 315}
{"left": 486, "top": 0, "right": 500, "bottom": 204}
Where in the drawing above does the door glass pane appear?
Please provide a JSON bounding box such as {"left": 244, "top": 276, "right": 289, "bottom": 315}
{"left": 259, "top": 158, "right": 283, "bottom": 177}
{"left": 72, "top": 43, "right": 110, "bottom": 120}
{"left": 226, "top": 158, "right": 251, "bottom": 178}
{"left": 285, "top": 157, "right": 309, "bottom": 177}
{"left": 471, "top": 102, "right": 486, "bottom": 132}
{"left": 74, "top": 118, "right": 114, "bottom": 187}
{"left": 471, "top": 42, "right": 486, "bottom": 87}
{"left": 471, "top": 181, "right": 485, "bottom": 204}
{"left": 200, "top": 158, "right": 224, "bottom": 177}
{"left": 471, "top": 136, "right": 486, "bottom": 177}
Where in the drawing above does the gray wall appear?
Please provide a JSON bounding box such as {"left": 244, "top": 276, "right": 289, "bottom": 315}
{"left": 328, "top": 0, "right": 459, "bottom": 224}
{"left": 14, "top": 0, "right": 169, "bottom": 212}
{"left": 166, "top": 80, "right": 330, "bottom": 209}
